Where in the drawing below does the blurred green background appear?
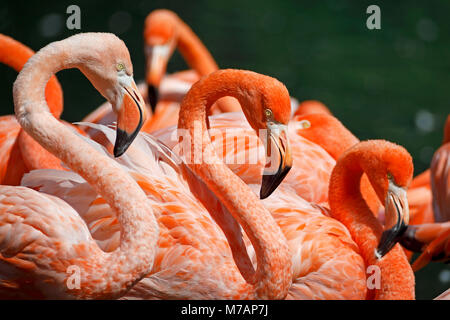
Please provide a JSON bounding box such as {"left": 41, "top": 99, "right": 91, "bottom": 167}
{"left": 0, "top": 0, "right": 448, "bottom": 299}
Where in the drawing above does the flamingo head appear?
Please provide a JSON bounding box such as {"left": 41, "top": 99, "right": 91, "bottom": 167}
{"left": 78, "top": 33, "right": 147, "bottom": 157}
{"left": 357, "top": 141, "right": 413, "bottom": 258}
{"left": 143, "top": 10, "right": 178, "bottom": 111}
{"left": 240, "top": 73, "right": 292, "bottom": 199}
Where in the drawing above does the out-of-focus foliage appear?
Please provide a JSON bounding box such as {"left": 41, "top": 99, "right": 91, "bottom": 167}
{"left": 0, "top": 0, "right": 448, "bottom": 299}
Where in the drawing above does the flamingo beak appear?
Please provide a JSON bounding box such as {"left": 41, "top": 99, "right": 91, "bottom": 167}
{"left": 260, "top": 122, "right": 292, "bottom": 199}
{"left": 145, "top": 44, "right": 172, "bottom": 112}
{"left": 375, "top": 181, "right": 409, "bottom": 258}
{"left": 114, "top": 81, "right": 146, "bottom": 157}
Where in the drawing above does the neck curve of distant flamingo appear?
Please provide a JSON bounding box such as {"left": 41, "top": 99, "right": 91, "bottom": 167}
{"left": 0, "top": 34, "right": 65, "bottom": 185}
{"left": 328, "top": 140, "right": 415, "bottom": 299}
{"left": 177, "top": 69, "right": 292, "bottom": 299}
{"left": 144, "top": 9, "right": 240, "bottom": 114}
{"left": 8, "top": 33, "right": 159, "bottom": 298}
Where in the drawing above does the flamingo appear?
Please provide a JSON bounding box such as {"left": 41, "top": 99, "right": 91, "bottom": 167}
{"left": 0, "top": 33, "right": 160, "bottom": 299}
{"left": 26, "top": 70, "right": 413, "bottom": 299}
{"left": 0, "top": 34, "right": 66, "bottom": 185}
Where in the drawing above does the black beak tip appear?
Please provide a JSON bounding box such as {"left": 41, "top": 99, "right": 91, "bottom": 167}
{"left": 259, "top": 188, "right": 270, "bottom": 200}
{"left": 376, "top": 222, "right": 408, "bottom": 259}
{"left": 114, "top": 128, "right": 133, "bottom": 158}
{"left": 147, "top": 85, "right": 159, "bottom": 113}
{"left": 259, "top": 165, "right": 292, "bottom": 200}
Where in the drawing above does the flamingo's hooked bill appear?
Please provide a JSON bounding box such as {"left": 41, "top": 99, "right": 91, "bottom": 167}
{"left": 147, "top": 84, "right": 158, "bottom": 113}
{"left": 376, "top": 180, "right": 409, "bottom": 258}
{"left": 260, "top": 122, "right": 292, "bottom": 199}
{"left": 114, "top": 82, "right": 146, "bottom": 157}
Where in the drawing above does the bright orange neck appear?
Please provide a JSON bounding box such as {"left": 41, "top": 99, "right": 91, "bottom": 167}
{"left": 177, "top": 69, "right": 292, "bottom": 299}
{"left": 175, "top": 18, "right": 218, "bottom": 76}
{"left": 328, "top": 142, "right": 415, "bottom": 300}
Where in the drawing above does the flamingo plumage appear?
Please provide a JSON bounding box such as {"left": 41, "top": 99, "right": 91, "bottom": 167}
{"left": 0, "top": 33, "right": 159, "bottom": 299}
{"left": 26, "top": 70, "right": 413, "bottom": 299}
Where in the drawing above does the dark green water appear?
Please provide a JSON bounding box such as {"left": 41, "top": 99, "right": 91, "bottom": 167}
{"left": 0, "top": 0, "right": 448, "bottom": 299}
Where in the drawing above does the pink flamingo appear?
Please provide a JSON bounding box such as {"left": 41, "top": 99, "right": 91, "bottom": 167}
{"left": 0, "top": 33, "right": 159, "bottom": 299}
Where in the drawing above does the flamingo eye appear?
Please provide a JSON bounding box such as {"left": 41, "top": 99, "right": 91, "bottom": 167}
{"left": 387, "top": 172, "right": 393, "bottom": 180}
{"left": 265, "top": 108, "right": 273, "bottom": 120}
{"left": 116, "top": 63, "right": 125, "bottom": 72}
{"left": 298, "top": 120, "right": 311, "bottom": 129}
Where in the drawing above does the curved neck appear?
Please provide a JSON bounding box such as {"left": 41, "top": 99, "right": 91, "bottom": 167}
{"left": 177, "top": 70, "right": 292, "bottom": 299}
{"left": 329, "top": 148, "right": 414, "bottom": 300}
{"left": 13, "top": 37, "right": 159, "bottom": 298}
{"left": 175, "top": 19, "right": 218, "bottom": 76}
{"left": 0, "top": 34, "right": 63, "bottom": 118}
{"left": 175, "top": 18, "right": 241, "bottom": 113}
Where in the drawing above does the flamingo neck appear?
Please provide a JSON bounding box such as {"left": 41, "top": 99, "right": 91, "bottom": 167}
{"left": 177, "top": 70, "right": 292, "bottom": 299}
{"left": 175, "top": 19, "right": 218, "bottom": 76}
{"left": 13, "top": 36, "right": 159, "bottom": 298}
{"left": 328, "top": 147, "right": 415, "bottom": 300}
{"left": 176, "top": 21, "right": 242, "bottom": 113}
{"left": 0, "top": 34, "right": 63, "bottom": 118}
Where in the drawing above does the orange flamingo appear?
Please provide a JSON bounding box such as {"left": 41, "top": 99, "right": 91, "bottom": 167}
{"left": 26, "top": 70, "right": 413, "bottom": 299}
{"left": 0, "top": 34, "right": 65, "bottom": 185}
{"left": 328, "top": 140, "right": 415, "bottom": 299}
{"left": 0, "top": 33, "right": 159, "bottom": 299}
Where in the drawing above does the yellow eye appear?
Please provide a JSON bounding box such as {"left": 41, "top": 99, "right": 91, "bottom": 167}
{"left": 298, "top": 120, "right": 311, "bottom": 129}
{"left": 387, "top": 172, "right": 393, "bottom": 180}
{"left": 116, "top": 63, "right": 125, "bottom": 71}
{"left": 265, "top": 109, "right": 273, "bottom": 119}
